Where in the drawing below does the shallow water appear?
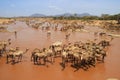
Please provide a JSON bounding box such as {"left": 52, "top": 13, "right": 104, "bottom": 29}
{"left": 0, "top": 21, "right": 120, "bottom": 80}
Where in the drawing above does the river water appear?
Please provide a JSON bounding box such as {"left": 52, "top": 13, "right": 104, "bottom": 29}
{"left": 0, "top": 21, "right": 120, "bottom": 80}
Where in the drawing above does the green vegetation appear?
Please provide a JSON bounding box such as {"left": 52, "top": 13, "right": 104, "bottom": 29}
{"left": 53, "top": 13, "right": 120, "bottom": 21}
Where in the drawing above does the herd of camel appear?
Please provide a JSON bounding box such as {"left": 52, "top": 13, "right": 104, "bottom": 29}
{"left": 0, "top": 19, "right": 115, "bottom": 70}
{"left": 0, "top": 18, "right": 119, "bottom": 34}
{"left": 0, "top": 32, "right": 112, "bottom": 70}
{"left": 30, "top": 38, "right": 110, "bottom": 70}
{"left": 25, "top": 19, "right": 120, "bottom": 33}
{"left": 0, "top": 39, "right": 29, "bottom": 63}
{"left": 26, "top": 19, "right": 88, "bottom": 32}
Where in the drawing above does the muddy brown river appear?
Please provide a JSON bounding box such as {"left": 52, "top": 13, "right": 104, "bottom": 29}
{"left": 0, "top": 21, "right": 120, "bottom": 80}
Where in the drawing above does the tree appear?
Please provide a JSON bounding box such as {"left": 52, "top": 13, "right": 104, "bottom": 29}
{"left": 101, "top": 14, "right": 110, "bottom": 20}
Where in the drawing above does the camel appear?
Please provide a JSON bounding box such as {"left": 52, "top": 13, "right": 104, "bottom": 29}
{"left": 94, "top": 47, "right": 106, "bottom": 63}
{"left": 61, "top": 50, "right": 69, "bottom": 67}
{"left": 0, "top": 40, "right": 10, "bottom": 56}
{"left": 67, "top": 42, "right": 96, "bottom": 69}
{"left": 31, "top": 48, "right": 40, "bottom": 61}
{"left": 31, "top": 48, "right": 49, "bottom": 65}
{"left": 13, "top": 48, "right": 29, "bottom": 61}
{"left": 45, "top": 47, "right": 55, "bottom": 63}
{"left": 6, "top": 48, "right": 16, "bottom": 63}
{"left": 61, "top": 43, "right": 82, "bottom": 67}
{"left": 52, "top": 41, "right": 63, "bottom": 57}
{"left": 6, "top": 47, "right": 29, "bottom": 64}
{"left": 59, "top": 21, "right": 85, "bottom": 32}
{"left": 30, "top": 38, "right": 109, "bottom": 69}
{"left": 33, "top": 51, "right": 47, "bottom": 65}
{"left": 98, "top": 40, "right": 110, "bottom": 48}
{"left": 54, "top": 46, "right": 62, "bottom": 57}
{"left": 65, "top": 33, "right": 70, "bottom": 39}
{"left": 81, "top": 50, "right": 96, "bottom": 68}
{"left": 47, "top": 30, "right": 51, "bottom": 37}
{"left": 72, "top": 52, "right": 81, "bottom": 66}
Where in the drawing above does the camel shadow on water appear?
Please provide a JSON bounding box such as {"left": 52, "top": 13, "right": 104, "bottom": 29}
{"left": 60, "top": 61, "right": 96, "bottom": 72}
{"left": 6, "top": 59, "right": 22, "bottom": 65}
{"left": 33, "top": 59, "right": 50, "bottom": 68}
{"left": 6, "top": 56, "right": 28, "bottom": 65}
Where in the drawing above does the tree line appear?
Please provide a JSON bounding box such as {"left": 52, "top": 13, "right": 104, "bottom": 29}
{"left": 53, "top": 13, "right": 120, "bottom": 20}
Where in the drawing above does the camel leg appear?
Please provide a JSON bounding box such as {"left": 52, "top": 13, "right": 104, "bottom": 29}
{"left": 31, "top": 54, "right": 34, "bottom": 61}
{"left": 89, "top": 57, "right": 96, "bottom": 67}
{"left": 52, "top": 56, "right": 55, "bottom": 63}
{"left": 12, "top": 55, "right": 15, "bottom": 64}
{"left": 36, "top": 56, "right": 39, "bottom": 65}
{"left": 62, "top": 56, "right": 65, "bottom": 65}
{"left": 50, "top": 55, "right": 54, "bottom": 64}
{"left": 17, "top": 56, "right": 19, "bottom": 62}
{"left": 6, "top": 55, "right": 9, "bottom": 64}
{"left": 0, "top": 50, "right": 2, "bottom": 57}
{"left": 50, "top": 56, "right": 52, "bottom": 64}
{"left": 62, "top": 56, "right": 65, "bottom": 70}
{"left": 44, "top": 57, "right": 47, "bottom": 65}
{"left": 19, "top": 54, "right": 22, "bottom": 62}
{"left": 31, "top": 53, "right": 35, "bottom": 61}
{"left": 102, "top": 54, "right": 105, "bottom": 62}
{"left": 73, "top": 57, "right": 76, "bottom": 66}
{"left": 37, "top": 57, "right": 40, "bottom": 65}
{"left": 33, "top": 55, "right": 37, "bottom": 64}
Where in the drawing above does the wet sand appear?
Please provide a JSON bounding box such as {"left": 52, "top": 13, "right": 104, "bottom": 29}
{"left": 0, "top": 21, "right": 120, "bottom": 80}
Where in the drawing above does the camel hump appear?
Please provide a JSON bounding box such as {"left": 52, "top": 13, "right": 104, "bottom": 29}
{"left": 74, "top": 53, "right": 80, "bottom": 58}
{"left": 62, "top": 51, "right": 67, "bottom": 55}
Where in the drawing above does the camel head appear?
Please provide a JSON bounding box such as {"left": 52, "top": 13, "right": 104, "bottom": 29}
{"left": 9, "top": 48, "right": 16, "bottom": 52}
{"left": 25, "top": 48, "right": 29, "bottom": 53}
